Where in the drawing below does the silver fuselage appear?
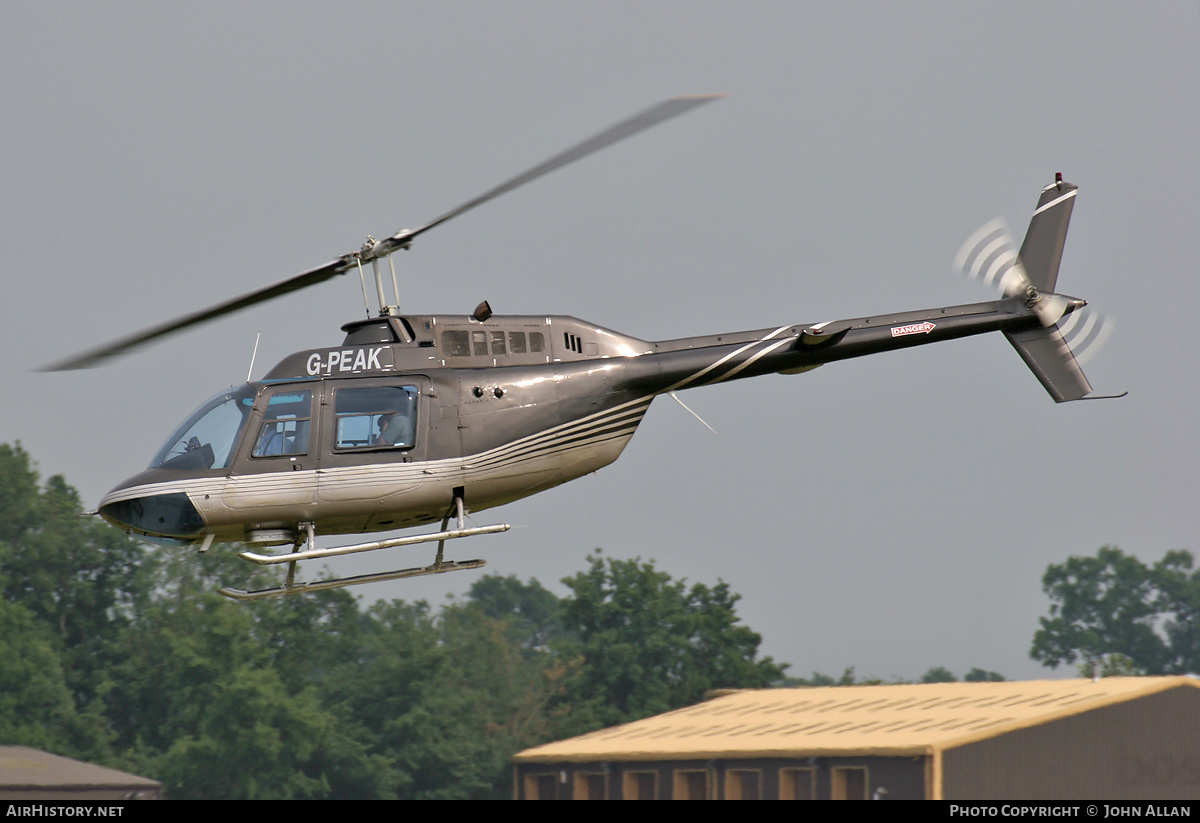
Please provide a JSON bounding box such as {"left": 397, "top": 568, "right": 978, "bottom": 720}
{"left": 99, "top": 298, "right": 1058, "bottom": 545}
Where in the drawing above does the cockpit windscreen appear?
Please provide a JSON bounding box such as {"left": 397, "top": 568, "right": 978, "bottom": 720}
{"left": 150, "top": 385, "right": 256, "bottom": 471}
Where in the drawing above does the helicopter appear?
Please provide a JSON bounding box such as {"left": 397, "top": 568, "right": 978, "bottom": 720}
{"left": 46, "top": 95, "right": 1117, "bottom": 600}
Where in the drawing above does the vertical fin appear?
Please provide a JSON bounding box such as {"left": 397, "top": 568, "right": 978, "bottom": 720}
{"left": 1018, "top": 178, "right": 1078, "bottom": 293}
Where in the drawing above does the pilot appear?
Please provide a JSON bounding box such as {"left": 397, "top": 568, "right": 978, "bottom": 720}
{"left": 255, "top": 424, "right": 286, "bottom": 456}
{"left": 375, "top": 406, "right": 414, "bottom": 447}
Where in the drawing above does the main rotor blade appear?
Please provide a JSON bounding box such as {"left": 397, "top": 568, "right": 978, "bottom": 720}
{"left": 44, "top": 95, "right": 722, "bottom": 371}
{"left": 42, "top": 257, "right": 353, "bottom": 370}
{"left": 405, "top": 94, "right": 723, "bottom": 242}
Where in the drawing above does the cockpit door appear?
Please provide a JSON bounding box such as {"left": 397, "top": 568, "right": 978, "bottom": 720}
{"left": 224, "top": 386, "right": 318, "bottom": 510}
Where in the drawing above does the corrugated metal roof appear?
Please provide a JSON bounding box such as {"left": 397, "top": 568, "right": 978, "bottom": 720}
{"left": 514, "top": 677, "right": 1199, "bottom": 763}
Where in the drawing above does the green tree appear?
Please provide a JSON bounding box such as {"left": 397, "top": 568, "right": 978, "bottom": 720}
{"left": 0, "top": 444, "right": 151, "bottom": 707}
{"left": 0, "top": 597, "right": 75, "bottom": 752}
{"left": 322, "top": 598, "right": 512, "bottom": 799}
{"left": 780, "top": 665, "right": 1004, "bottom": 687}
{"left": 322, "top": 588, "right": 576, "bottom": 800}
{"left": 554, "top": 552, "right": 786, "bottom": 734}
{"left": 245, "top": 583, "right": 365, "bottom": 688}
{"left": 1030, "top": 546, "right": 1200, "bottom": 675}
{"left": 920, "top": 666, "right": 957, "bottom": 683}
{"left": 465, "top": 574, "right": 564, "bottom": 653}
{"left": 779, "top": 667, "right": 861, "bottom": 687}
{"left": 103, "top": 584, "right": 384, "bottom": 799}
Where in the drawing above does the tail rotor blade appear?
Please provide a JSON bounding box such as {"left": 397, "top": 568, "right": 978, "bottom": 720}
{"left": 956, "top": 218, "right": 1081, "bottom": 329}
{"left": 954, "top": 218, "right": 1030, "bottom": 298}
{"left": 1058, "top": 307, "right": 1114, "bottom": 366}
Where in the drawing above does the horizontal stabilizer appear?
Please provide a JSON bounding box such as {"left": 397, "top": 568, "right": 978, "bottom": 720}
{"left": 1005, "top": 325, "right": 1092, "bottom": 403}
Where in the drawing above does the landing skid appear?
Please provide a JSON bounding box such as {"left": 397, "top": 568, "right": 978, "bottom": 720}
{"left": 218, "top": 559, "right": 488, "bottom": 601}
{"left": 236, "top": 523, "right": 510, "bottom": 565}
{"left": 217, "top": 495, "right": 509, "bottom": 601}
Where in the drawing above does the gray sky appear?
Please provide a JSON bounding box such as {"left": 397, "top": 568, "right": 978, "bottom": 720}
{"left": 3, "top": 2, "right": 1196, "bottom": 682}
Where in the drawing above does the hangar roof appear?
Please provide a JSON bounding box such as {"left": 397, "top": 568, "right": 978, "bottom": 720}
{"left": 514, "top": 677, "right": 1199, "bottom": 762}
{"left": 0, "top": 746, "right": 161, "bottom": 793}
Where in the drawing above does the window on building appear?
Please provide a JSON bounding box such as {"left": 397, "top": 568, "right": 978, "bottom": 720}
{"left": 524, "top": 773, "right": 557, "bottom": 800}
{"left": 573, "top": 772, "right": 606, "bottom": 800}
{"left": 725, "top": 769, "right": 761, "bottom": 800}
{"left": 673, "top": 770, "right": 708, "bottom": 800}
{"left": 779, "top": 768, "right": 815, "bottom": 800}
{"left": 623, "top": 770, "right": 657, "bottom": 800}
{"left": 831, "top": 766, "right": 867, "bottom": 800}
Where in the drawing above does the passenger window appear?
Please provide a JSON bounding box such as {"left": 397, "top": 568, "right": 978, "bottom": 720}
{"left": 509, "top": 331, "right": 527, "bottom": 353}
{"left": 334, "top": 386, "right": 418, "bottom": 450}
{"left": 252, "top": 391, "right": 312, "bottom": 457}
{"left": 472, "top": 330, "right": 488, "bottom": 356}
{"left": 490, "top": 331, "right": 506, "bottom": 355}
{"left": 529, "top": 331, "right": 545, "bottom": 353}
{"left": 442, "top": 330, "right": 469, "bottom": 356}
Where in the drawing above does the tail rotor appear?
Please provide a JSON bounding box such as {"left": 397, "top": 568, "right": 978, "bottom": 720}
{"left": 1056, "top": 302, "right": 1114, "bottom": 367}
{"left": 954, "top": 218, "right": 1030, "bottom": 298}
{"left": 953, "top": 177, "right": 1118, "bottom": 402}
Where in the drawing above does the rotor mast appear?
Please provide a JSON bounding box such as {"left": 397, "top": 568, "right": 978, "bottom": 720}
{"left": 360, "top": 236, "right": 408, "bottom": 316}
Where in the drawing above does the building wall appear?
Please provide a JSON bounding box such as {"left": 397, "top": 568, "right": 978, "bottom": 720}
{"left": 515, "top": 756, "right": 927, "bottom": 799}
{"left": 943, "top": 687, "right": 1200, "bottom": 800}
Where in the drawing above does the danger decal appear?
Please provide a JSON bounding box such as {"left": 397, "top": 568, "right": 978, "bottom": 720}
{"left": 890, "top": 321, "right": 936, "bottom": 338}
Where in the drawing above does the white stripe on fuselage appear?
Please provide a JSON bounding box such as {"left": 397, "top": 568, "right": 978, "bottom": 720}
{"left": 703, "top": 337, "right": 793, "bottom": 384}
{"left": 661, "top": 325, "right": 791, "bottom": 393}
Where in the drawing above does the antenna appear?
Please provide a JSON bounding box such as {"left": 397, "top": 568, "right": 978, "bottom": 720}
{"left": 668, "top": 391, "right": 717, "bottom": 434}
{"left": 246, "top": 332, "right": 261, "bottom": 382}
